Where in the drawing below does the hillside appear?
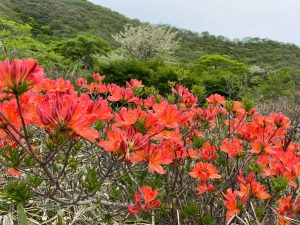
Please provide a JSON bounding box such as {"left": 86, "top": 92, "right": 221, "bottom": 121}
{"left": 0, "top": 0, "right": 140, "bottom": 44}
{"left": 177, "top": 30, "right": 300, "bottom": 69}
{"left": 0, "top": 0, "right": 300, "bottom": 70}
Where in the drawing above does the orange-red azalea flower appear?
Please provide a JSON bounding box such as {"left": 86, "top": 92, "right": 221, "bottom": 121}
{"left": 36, "top": 94, "right": 99, "bottom": 142}
{"left": 223, "top": 188, "right": 242, "bottom": 221}
{"left": 128, "top": 186, "right": 160, "bottom": 214}
{"left": 220, "top": 137, "right": 244, "bottom": 158}
{"left": 0, "top": 58, "right": 44, "bottom": 95}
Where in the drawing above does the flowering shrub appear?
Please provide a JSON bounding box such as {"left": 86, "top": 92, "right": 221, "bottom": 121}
{"left": 0, "top": 58, "right": 299, "bottom": 224}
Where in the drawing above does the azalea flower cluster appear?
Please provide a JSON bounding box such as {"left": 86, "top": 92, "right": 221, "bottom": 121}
{"left": 0, "top": 58, "right": 299, "bottom": 224}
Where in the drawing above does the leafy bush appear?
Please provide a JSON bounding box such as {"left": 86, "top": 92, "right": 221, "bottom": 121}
{"left": 95, "top": 59, "right": 183, "bottom": 93}
{"left": 0, "top": 58, "right": 299, "bottom": 224}
{"left": 192, "top": 54, "right": 252, "bottom": 99}
{"left": 252, "top": 68, "right": 300, "bottom": 100}
{"left": 54, "top": 33, "right": 110, "bottom": 69}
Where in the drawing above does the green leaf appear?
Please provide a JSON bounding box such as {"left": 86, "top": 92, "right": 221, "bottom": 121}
{"left": 255, "top": 208, "right": 266, "bottom": 221}
{"left": 181, "top": 200, "right": 200, "bottom": 218}
{"left": 17, "top": 204, "right": 28, "bottom": 225}
{"left": 3, "top": 180, "right": 32, "bottom": 203}
{"left": 192, "top": 136, "right": 205, "bottom": 149}
{"left": 57, "top": 210, "right": 66, "bottom": 225}
{"left": 242, "top": 98, "right": 254, "bottom": 112}
{"left": 198, "top": 214, "right": 216, "bottom": 225}
{"left": 272, "top": 176, "right": 288, "bottom": 191}
{"left": 82, "top": 166, "right": 101, "bottom": 192}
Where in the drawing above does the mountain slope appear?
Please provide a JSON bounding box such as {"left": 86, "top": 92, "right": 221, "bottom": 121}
{"left": 1, "top": 0, "right": 140, "bottom": 44}
{"left": 1, "top": 0, "right": 300, "bottom": 70}
{"left": 0, "top": 0, "right": 18, "bottom": 19}
{"left": 177, "top": 30, "right": 300, "bottom": 69}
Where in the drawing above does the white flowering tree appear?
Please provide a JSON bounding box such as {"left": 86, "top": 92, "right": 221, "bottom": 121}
{"left": 112, "top": 24, "right": 180, "bottom": 60}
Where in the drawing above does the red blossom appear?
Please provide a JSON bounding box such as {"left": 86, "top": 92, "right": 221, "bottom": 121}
{"left": 126, "top": 79, "right": 144, "bottom": 88}
{"left": 189, "top": 162, "right": 221, "bottom": 194}
{"left": 147, "top": 144, "right": 173, "bottom": 174}
{"left": 92, "top": 73, "right": 105, "bottom": 82}
{"left": 206, "top": 94, "right": 225, "bottom": 105}
{"left": 0, "top": 57, "right": 298, "bottom": 223}
{"left": 237, "top": 172, "right": 270, "bottom": 200}
{"left": 0, "top": 58, "right": 44, "bottom": 94}
{"left": 36, "top": 94, "right": 100, "bottom": 142}
{"left": 199, "top": 142, "right": 218, "bottom": 161}
{"left": 128, "top": 186, "right": 160, "bottom": 214}
{"left": 153, "top": 101, "right": 188, "bottom": 129}
{"left": 75, "top": 78, "right": 87, "bottom": 87}
{"left": 220, "top": 137, "right": 244, "bottom": 158}
{"left": 223, "top": 188, "right": 242, "bottom": 221}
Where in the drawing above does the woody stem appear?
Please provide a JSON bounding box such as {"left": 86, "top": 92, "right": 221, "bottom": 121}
{"left": 15, "top": 95, "right": 59, "bottom": 185}
{"left": 15, "top": 95, "right": 41, "bottom": 162}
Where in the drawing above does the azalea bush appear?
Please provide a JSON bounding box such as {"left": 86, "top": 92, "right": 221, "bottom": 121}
{"left": 0, "top": 58, "right": 299, "bottom": 225}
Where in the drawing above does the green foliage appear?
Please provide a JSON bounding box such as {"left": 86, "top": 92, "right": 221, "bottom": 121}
{"left": 57, "top": 210, "right": 67, "bottom": 225}
{"left": 252, "top": 68, "right": 300, "bottom": 100}
{"left": 248, "top": 163, "right": 263, "bottom": 174}
{"left": 109, "top": 187, "right": 121, "bottom": 201}
{"left": 272, "top": 176, "right": 288, "bottom": 192}
{"left": 96, "top": 59, "right": 181, "bottom": 93}
{"left": 191, "top": 85, "right": 205, "bottom": 99}
{"left": 94, "top": 120, "right": 106, "bottom": 131}
{"left": 0, "top": 19, "right": 65, "bottom": 71}
{"left": 255, "top": 208, "right": 266, "bottom": 221}
{"left": 101, "top": 213, "right": 114, "bottom": 225}
{"left": 225, "top": 100, "right": 235, "bottom": 112}
{"left": 194, "top": 54, "right": 250, "bottom": 74}
{"left": 82, "top": 166, "right": 101, "bottom": 192}
{"left": 192, "top": 136, "right": 205, "bottom": 149}
{"left": 1, "top": 0, "right": 300, "bottom": 72}
{"left": 144, "top": 86, "right": 160, "bottom": 97}
{"left": 198, "top": 214, "right": 216, "bottom": 225}
{"left": 0, "top": 145, "right": 25, "bottom": 168}
{"left": 177, "top": 31, "right": 300, "bottom": 71}
{"left": 192, "top": 54, "right": 252, "bottom": 99}
{"left": 0, "top": 0, "right": 299, "bottom": 101}
{"left": 55, "top": 33, "right": 109, "bottom": 69}
{"left": 241, "top": 98, "right": 255, "bottom": 112}
{"left": 1, "top": 180, "right": 32, "bottom": 203}
{"left": 17, "top": 204, "right": 29, "bottom": 225}
{"left": 0, "top": 0, "right": 138, "bottom": 45}
{"left": 26, "top": 175, "right": 43, "bottom": 188}
{"left": 181, "top": 200, "right": 200, "bottom": 218}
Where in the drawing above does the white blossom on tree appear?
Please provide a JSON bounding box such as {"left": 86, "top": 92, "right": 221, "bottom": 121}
{"left": 113, "top": 24, "right": 180, "bottom": 60}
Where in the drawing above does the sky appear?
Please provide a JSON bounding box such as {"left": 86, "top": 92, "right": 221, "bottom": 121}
{"left": 90, "top": 0, "right": 300, "bottom": 46}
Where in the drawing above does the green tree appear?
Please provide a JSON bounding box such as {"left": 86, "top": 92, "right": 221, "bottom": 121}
{"left": 192, "top": 54, "right": 252, "bottom": 99}
{"left": 55, "top": 33, "right": 109, "bottom": 69}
